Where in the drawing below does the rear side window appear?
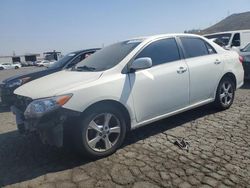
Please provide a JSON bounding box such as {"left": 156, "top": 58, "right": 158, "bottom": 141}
{"left": 136, "top": 38, "right": 180, "bottom": 66}
{"left": 205, "top": 43, "right": 217, "bottom": 54}
{"left": 180, "top": 37, "right": 209, "bottom": 58}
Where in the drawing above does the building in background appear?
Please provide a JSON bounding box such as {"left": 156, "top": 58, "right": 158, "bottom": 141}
{"left": 43, "top": 51, "right": 62, "bottom": 61}
{"left": 0, "top": 54, "right": 40, "bottom": 64}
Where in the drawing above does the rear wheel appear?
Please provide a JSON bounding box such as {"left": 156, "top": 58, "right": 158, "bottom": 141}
{"left": 0, "top": 67, "right": 4, "bottom": 70}
{"left": 74, "top": 105, "right": 126, "bottom": 158}
{"left": 214, "top": 77, "right": 235, "bottom": 110}
{"left": 15, "top": 66, "right": 19, "bottom": 69}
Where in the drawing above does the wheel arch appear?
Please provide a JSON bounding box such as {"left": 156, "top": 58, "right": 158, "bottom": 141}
{"left": 220, "top": 72, "right": 237, "bottom": 89}
{"left": 81, "top": 100, "right": 132, "bottom": 131}
{"left": 214, "top": 72, "right": 237, "bottom": 99}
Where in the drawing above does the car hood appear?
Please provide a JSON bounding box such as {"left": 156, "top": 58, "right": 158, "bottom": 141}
{"left": 14, "top": 70, "right": 103, "bottom": 99}
{"left": 3, "top": 68, "right": 48, "bottom": 83}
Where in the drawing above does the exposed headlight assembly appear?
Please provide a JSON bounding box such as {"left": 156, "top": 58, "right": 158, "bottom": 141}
{"left": 24, "top": 94, "right": 72, "bottom": 119}
{"left": 7, "top": 77, "right": 31, "bottom": 88}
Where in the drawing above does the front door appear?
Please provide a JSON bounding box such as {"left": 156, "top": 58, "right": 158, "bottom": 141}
{"left": 129, "top": 38, "right": 189, "bottom": 123}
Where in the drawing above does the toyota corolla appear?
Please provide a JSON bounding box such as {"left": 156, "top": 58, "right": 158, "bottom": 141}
{"left": 12, "top": 34, "right": 244, "bottom": 158}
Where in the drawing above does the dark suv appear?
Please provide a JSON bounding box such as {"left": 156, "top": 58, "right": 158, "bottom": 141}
{"left": 239, "top": 43, "right": 250, "bottom": 79}
{"left": 0, "top": 48, "right": 100, "bottom": 106}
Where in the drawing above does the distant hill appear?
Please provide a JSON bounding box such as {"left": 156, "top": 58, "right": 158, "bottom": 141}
{"left": 201, "top": 11, "right": 250, "bottom": 34}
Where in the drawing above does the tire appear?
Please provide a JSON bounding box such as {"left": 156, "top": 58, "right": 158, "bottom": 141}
{"left": 73, "top": 105, "right": 127, "bottom": 158}
{"left": 15, "top": 66, "right": 19, "bottom": 69}
{"left": 214, "top": 77, "right": 235, "bottom": 110}
{"left": 0, "top": 67, "right": 3, "bottom": 70}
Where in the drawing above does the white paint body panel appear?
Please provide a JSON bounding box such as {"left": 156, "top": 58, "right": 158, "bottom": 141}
{"left": 130, "top": 59, "right": 189, "bottom": 122}
{"left": 14, "top": 33, "right": 244, "bottom": 130}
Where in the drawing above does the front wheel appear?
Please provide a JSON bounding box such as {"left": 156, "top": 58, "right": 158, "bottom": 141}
{"left": 74, "top": 106, "right": 127, "bottom": 158}
{"left": 214, "top": 77, "right": 235, "bottom": 110}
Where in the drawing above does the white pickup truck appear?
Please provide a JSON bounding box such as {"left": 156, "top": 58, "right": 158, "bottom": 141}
{"left": 204, "top": 30, "right": 250, "bottom": 50}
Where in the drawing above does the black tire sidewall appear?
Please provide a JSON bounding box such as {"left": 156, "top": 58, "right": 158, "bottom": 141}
{"left": 75, "top": 105, "right": 127, "bottom": 158}
{"left": 215, "top": 77, "right": 235, "bottom": 110}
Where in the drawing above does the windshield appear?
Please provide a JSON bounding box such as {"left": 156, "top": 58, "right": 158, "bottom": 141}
{"left": 49, "top": 53, "right": 77, "bottom": 68}
{"left": 205, "top": 33, "right": 232, "bottom": 46}
{"left": 74, "top": 40, "right": 142, "bottom": 71}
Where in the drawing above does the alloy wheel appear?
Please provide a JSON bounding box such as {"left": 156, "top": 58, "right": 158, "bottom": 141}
{"left": 86, "top": 113, "right": 121, "bottom": 152}
{"left": 219, "top": 81, "right": 233, "bottom": 106}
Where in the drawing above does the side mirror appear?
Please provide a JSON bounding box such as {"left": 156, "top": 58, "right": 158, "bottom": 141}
{"left": 130, "top": 57, "right": 152, "bottom": 72}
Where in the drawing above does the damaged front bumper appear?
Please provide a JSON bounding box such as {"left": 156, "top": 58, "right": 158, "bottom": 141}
{"left": 11, "top": 105, "right": 80, "bottom": 147}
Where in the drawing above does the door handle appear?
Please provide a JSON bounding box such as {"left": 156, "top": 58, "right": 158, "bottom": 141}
{"left": 177, "top": 67, "right": 187, "bottom": 74}
{"left": 214, "top": 59, "right": 221, "bottom": 65}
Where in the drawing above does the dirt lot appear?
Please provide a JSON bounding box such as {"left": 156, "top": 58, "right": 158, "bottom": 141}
{"left": 0, "top": 68, "right": 250, "bottom": 188}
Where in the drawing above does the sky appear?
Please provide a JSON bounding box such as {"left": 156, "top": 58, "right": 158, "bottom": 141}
{"left": 0, "top": 0, "right": 250, "bottom": 56}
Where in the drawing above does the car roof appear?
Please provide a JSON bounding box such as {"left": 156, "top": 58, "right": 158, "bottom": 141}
{"left": 129, "top": 33, "right": 204, "bottom": 42}
{"left": 70, "top": 48, "right": 101, "bottom": 55}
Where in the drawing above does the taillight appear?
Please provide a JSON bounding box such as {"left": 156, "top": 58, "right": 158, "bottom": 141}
{"left": 239, "top": 55, "right": 244, "bottom": 63}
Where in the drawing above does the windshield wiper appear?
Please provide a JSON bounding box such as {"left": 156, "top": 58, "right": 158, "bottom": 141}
{"left": 75, "top": 65, "right": 96, "bottom": 71}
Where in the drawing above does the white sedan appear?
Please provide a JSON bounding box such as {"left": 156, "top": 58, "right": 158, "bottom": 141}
{"left": 13, "top": 33, "right": 244, "bottom": 158}
{"left": 36, "top": 60, "right": 56, "bottom": 67}
{"left": 36, "top": 60, "right": 50, "bottom": 67}
{"left": 0, "top": 62, "right": 21, "bottom": 70}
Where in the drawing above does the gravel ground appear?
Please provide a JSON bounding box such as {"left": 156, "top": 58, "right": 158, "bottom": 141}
{"left": 0, "top": 68, "right": 250, "bottom": 188}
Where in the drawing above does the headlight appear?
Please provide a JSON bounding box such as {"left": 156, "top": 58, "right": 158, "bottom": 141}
{"left": 24, "top": 94, "right": 72, "bottom": 119}
{"left": 7, "top": 77, "right": 31, "bottom": 88}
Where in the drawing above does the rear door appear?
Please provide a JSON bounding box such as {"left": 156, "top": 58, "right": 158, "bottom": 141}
{"left": 129, "top": 38, "right": 189, "bottom": 122}
{"left": 179, "top": 37, "right": 224, "bottom": 104}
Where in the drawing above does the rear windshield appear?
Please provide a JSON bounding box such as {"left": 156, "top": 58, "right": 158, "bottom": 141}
{"left": 74, "top": 40, "right": 141, "bottom": 71}
{"left": 205, "top": 33, "right": 232, "bottom": 46}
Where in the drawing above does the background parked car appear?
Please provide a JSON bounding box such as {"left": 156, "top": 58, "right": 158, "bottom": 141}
{"left": 239, "top": 43, "right": 250, "bottom": 79}
{"left": 0, "top": 64, "right": 5, "bottom": 70}
{"left": 0, "top": 62, "right": 21, "bottom": 70}
{"left": 0, "top": 48, "right": 100, "bottom": 106}
{"left": 12, "top": 62, "right": 22, "bottom": 69}
{"left": 36, "top": 60, "right": 50, "bottom": 67}
{"left": 26, "top": 61, "right": 36, "bottom": 66}
{"left": 20, "top": 61, "right": 29, "bottom": 67}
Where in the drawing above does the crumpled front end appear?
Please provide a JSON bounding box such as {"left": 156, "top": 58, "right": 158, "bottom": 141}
{"left": 11, "top": 95, "right": 80, "bottom": 147}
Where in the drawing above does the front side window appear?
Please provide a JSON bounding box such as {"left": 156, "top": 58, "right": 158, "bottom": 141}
{"left": 180, "top": 37, "right": 209, "bottom": 58}
{"left": 65, "top": 51, "right": 96, "bottom": 69}
{"left": 205, "top": 42, "right": 217, "bottom": 54}
{"left": 135, "top": 38, "right": 180, "bottom": 66}
{"left": 50, "top": 52, "right": 78, "bottom": 68}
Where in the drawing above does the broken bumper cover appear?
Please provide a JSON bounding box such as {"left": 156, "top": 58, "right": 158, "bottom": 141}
{"left": 11, "top": 105, "right": 80, "bottom": 147}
